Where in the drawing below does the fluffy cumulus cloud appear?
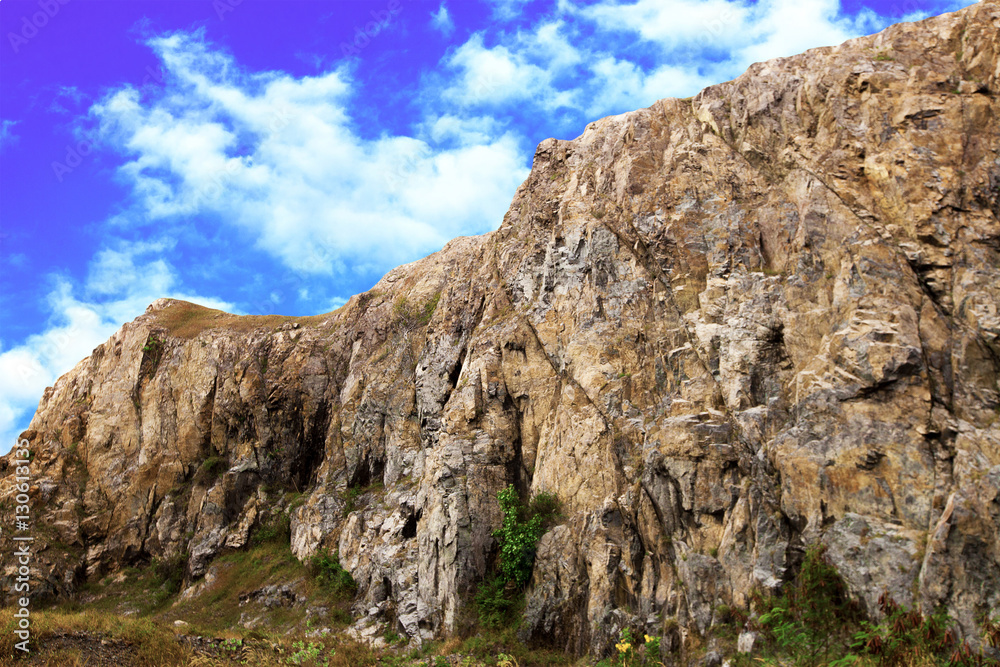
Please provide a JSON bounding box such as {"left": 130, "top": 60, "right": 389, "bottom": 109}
{"left": 435, "top": 0, "right": 926, "bottom": 124}
{"left": 0, "top": 241, "right": 232, "bottom": 451}
{"left": 583, "top": 59, "right": 716, "bottom": 115}
{"left": 439, "top": 22, "right": 582, "bottom": 111}
{"left": 92, "top": 31, "right": 529, "bottom": 277}
{"left": 2, "top": 30, "right": 532, "bottom": 450}
{"left": 578, "top": 0, "right": 885, "bottom": 67}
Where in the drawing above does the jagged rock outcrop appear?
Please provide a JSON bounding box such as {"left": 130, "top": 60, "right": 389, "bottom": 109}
{"left": 2, "top": 1, "right": 999, "bottom": 658}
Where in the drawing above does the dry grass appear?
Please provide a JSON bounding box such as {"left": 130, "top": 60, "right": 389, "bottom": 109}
{"left": 436, "top": 637, "right": 464, "bottom": 655}
{"left": 152, "top": 300, "right": 335, "bottom": 340}
{"left": 0, "top": 607, "right": 187, "bottom": 665}
{"left": 0, "top": 534, "right": 581, "bottom": 667}
{"left": 0, "top": 604, "right": 586, "bottom": 667}
{"left": 159, "top": 540, "right": 336, "bottom": 637}
{"left": 0, "top": 608, "right": 381, "bottom": 666}
{"left": 0, "top": 537, "right": 363, "bottom": 665}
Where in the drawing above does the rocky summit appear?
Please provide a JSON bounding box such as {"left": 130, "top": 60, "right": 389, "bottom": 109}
{"left": 2, "top": 0, "right": 999, "bottom": 659}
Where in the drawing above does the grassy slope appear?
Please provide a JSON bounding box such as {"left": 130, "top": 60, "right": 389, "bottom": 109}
{"left": 150, "top": 300, "right": 337, "bottom": 340}
{"left": 0, "top": 530, "right": 571, "bottom": 667}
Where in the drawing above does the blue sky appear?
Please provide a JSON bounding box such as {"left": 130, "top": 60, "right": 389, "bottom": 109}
{"left": 0, "top": 0, "right": 976, "bottom": 449}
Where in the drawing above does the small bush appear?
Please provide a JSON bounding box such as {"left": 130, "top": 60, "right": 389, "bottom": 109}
{"left": 392, "top": 292, "right": 442, "bottom": 328}
{"left": 343, "top": 485, "right": 362, "bottom": 517}
{"left": 850, "top": 593, "right": 977, "bottom": 667}
{"left": 384, "top": 628, "right": 405, "bottom": 645}
{"left": 614, "top": 627, "right": 636, "bottom": 667}
{"left": 715, "top": 603, "right": 747, "bottom": 627}
{"left": 983, "top": 613, "right": 1000, "bottom": 649}
{"left": 152, "top": 551, "right": 189, "bottom": 596}
{"left": 474, "top": 486, "right": 560, "bottom": 629}
{"left": 474, "top": 576, "right": 520, "bottom": 629}
{"left": 740, "top": 546, "right": 999, "bottom": 667}
{"left": 311, "top": 551, "right": 357, "bottom": 599}
{"left": 419, "top": 291, "right": 441, "bottom": 325}
{"left": 140, "top": 332, "right": 166, "bottom": 379}
{"left": 330, "top": 607, "right": 353, "bottom": 626}
{"left": 252, "top": 513, "right": 291, "bottom": 546}
{"left": 199, "top": 455, "right": 226, "bottom": 479}
{"left": 287, "top": 639, "right": 328, "bottom": 665}
{"left": 527, "top": 492, "right": 562, "bottom": 529}
{"left": 494, "top": 485, "right": 544, "bottom": 589}
{"left": 750, "top": 545, "right": 861, "bottom": 664}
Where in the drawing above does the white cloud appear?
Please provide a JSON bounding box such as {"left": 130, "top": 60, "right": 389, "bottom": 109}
{"left": 527, "top": 21, "right": 583, "bottom": 70}
{"left": 438, "top": 22, "right": 588, "bottom": 113}
{"left": 491, "top": 0, "right": 533, "bottom": 21}
{"left": 438, "top": 18, "right": 711, "bottom": 119}
{"left": 585, "top": 58, "right": 716, "bottom": 116}
{"left": 85, "top": 239, "right": 176, "bottom": 297}
{"left": 579, "top": 0, "right": 751, "bottom": 50}
{"left": 738, "top": 0, "right": 876, "bottom": 66}
{"left": 426, "top": 0, "right": 924, "bottom": 125}
{"left": 576, "top": 0, "right": 887, "bottom": 71}
{"left": 421, "top": 113, "right": 504, "bottom": 145}
{"left": 0, "top": 120, "right": 18, "bottom": 151}
{"left": 430, "top": 3, "right": 455, "bottom": 36}
{"left": 442, "top": 34, "right": 567, "bottom": 108}
{"left": 91, "top": 31, "right": 529, "bottom": 278}
{"left": 0, "top": 243, "right": 233, "bottom": 453}
{"left": 49, "top": 86, "right": 88, "bottom": 115}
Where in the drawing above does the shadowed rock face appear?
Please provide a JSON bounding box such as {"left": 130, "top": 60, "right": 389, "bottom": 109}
{"left": 2, "top": 0, "right": 998, "bottom": 656}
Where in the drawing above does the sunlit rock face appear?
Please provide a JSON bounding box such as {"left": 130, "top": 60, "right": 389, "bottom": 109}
{"left": 3, "top": 0, "right": 998, "bottom": 657}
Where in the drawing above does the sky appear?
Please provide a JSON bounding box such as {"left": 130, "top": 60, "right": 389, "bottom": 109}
{"left": 0, "top": 0, "right": 977, "bottom": 450}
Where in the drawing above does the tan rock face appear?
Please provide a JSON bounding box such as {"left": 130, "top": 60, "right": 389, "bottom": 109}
{"left": 2, "top": 1, "right": 998, "bottom": 655}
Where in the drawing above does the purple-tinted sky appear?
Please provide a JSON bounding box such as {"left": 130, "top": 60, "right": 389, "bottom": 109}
{"left": 0, "top": 0, "right": 977, "bottom": 449}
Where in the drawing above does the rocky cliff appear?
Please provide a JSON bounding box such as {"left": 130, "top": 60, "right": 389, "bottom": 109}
{"left": 3, "top": 0, "right": 999, "bottom": 658}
